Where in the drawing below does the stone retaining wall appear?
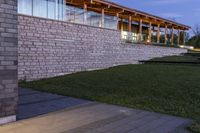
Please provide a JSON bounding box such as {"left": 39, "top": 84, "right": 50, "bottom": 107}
{"left": 18, "top": 15, "right": 187, "bottom": 81}
{"left": 0, "top": 0, "right": 18, "bottom": 124}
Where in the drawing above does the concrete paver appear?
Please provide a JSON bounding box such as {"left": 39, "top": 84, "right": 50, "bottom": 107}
{"left": 0, "top": 88, "right": 193, "bottom": 133}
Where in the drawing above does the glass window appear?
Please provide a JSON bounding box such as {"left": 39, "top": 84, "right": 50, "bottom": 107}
{"left": 33, "top": 0, "right": 47, "bottom": 18}
{"left": 74, "top": 7, "right": 84, "bottom": 24}
{"left": 47, "top": 0, "right": 56, "bottom": 19}
{"left": 18, "top": 0, "right": 32, "bottom": 15}
{"left": 65, "top": 5, "right": 75, "bottom": 22}
{"left": 87, "top": 11, "right": 102, "bottom": 27}
{"left": 65, "top": 5, "right": 84, "bottom": 24}
{"left": 104, "top": 15, "right": 117, "bottom": 29}
{"left": 56, "top": 0, "right": 65, "bottom": 20}
{"left": 123, "top": 22, "right": 129, "bottom": 32}
{"left": 18, "top": 0, "right": 118, "bottom": 30}
{"left": 132, "top": 25, "right": 139, "bottom": 33}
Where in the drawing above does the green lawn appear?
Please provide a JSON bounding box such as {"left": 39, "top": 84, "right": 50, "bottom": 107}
{"left": 20, "top": 64, "right": 200, "bottom": 123}
{"left": 150, "top": 55, "right": 200, "bottom": 62}
{"left": 150, "top": 50, "right": 200, "bottom": 62}
{"left": 149, "top": 52, "right": 200, "bottom": 133}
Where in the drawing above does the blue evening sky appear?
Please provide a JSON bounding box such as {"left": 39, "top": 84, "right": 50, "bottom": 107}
{"left": 111, "top": 0, "right": 200, "bottom": 33}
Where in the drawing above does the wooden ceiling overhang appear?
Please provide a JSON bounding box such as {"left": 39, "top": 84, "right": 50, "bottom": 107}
{"left": 65, "top": 0, "right": 190, "bottom": 30}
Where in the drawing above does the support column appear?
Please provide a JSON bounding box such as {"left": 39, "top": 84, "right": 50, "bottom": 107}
{"left": 177, "top": 29, "right": 180, "bottom": 45}
{"left": 101, "top": 8, "right": 105, "bottom": 27}
{"left": 121, "top": 19, "right": 124, "bottom": 32}
{"left": 183, "top": 30, "right": 186, "bottom": 45}
{"left": 116, "top": 13, "right": 120, "bottom": 30}
{"left": 164, "top": 25, "right": 168, "bottom": 44}
{"left": 148, "top": 22, "right": 152, "bottom": 43}
{"left": 128, "top": 16, "right": 132, "bottom": 32}
{"left": 171, "top": 27, "right": 174, "bottom": 45}
{"left": 157, "top": 24, "right": 160, "bottom": 43}
{"left": 139, "top": 19, "right": 143, "bottom": 41}
{"left": 0, "top": 0, "right": 18, "bottom": 125}
{"left": 83, "top": 2, "right": 87, "bottom": 24}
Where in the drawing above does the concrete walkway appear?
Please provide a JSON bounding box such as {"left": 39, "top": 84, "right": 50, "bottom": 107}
{"left": 17, "top": 88, "right": 89, "bottom": 120}
{"left": 0, "top": 89, "right": 192, "bottom": 133}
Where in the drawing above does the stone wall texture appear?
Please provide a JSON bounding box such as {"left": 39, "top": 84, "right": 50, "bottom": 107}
{"left": 18, "top": 15, "right": 187, "bottom": 81}
{"left": 0, "top": 0, "right": 18, "bottom": 121}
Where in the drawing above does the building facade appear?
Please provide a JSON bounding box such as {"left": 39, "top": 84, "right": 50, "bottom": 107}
{"left": 17, "top": 0, "right": 189, "bottom": 81}
{"left": 18, "top": 0, "right": 190, "bottom": 44}
{"left": 0, "top": 0, "right": 189, "bottom": 124}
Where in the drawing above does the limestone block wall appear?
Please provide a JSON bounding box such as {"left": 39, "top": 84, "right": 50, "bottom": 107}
{"left": 0, "top": 0, "right": 18, "bottom": 124}
{"left": 18, "top": 15, "right": 187, "bottom": 81}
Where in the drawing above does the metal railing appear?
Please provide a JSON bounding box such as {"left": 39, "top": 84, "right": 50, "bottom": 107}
{"left": 121, "top": 31, "right": 183, "bottom": 46}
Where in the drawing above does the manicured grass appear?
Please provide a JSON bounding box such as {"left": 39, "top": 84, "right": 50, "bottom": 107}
{"left": 20, "top": 64, "right": 200, "bottom": 124}
{"left": 147, "top": 52, "right": 200, "bottom": 133}
{"left": 149, "top": 55, "right": 200, "bottom": 62}
{"left": 150, "top": 53, "right": 200, "bottom": 63}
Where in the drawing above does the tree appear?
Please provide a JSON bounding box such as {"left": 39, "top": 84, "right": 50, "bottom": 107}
{"left": 186, "top": 24, "right": 200, "bottom": 48}
{"left": 193, "top": 24, "right": 200, "bottom": 37}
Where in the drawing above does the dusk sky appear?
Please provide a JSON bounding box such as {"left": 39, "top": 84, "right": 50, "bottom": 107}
{"left": 111, "top": 0, "right": 200, "bottom": 34}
